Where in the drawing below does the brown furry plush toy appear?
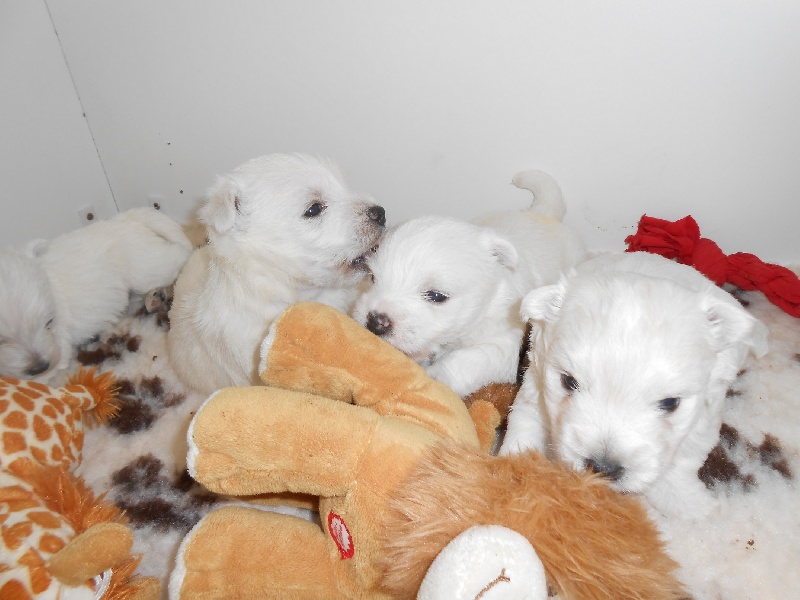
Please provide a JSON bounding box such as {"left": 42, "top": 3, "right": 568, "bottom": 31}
{"left": 172, "top": 302, "right": 684, "bottom": 599}
{"left": 381, "top": 442, "right": 685, "bottom": 599}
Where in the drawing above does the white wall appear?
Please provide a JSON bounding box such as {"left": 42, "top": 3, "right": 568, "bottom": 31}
{"left": 3, "top": 1, "right": 799, "bottom": 261}
{"left": 0, "top": 0, "right": 116, "bottom": 246}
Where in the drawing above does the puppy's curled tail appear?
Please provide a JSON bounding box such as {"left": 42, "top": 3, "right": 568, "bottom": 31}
{"left": 119, "top": 207, "right": 193, "bottom": 252}
{"left": 512, "top": 169, "right": 566, "bottom": 222}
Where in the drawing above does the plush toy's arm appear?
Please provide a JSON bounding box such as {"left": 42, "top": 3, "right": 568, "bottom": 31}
{"left": 188, "top": 387, "right": 376, "bottom": 496}
{"left": 188, "top": 385, "right": 438, "bottom": 498}
{"left": 259, "top": 302, "right": 479, "bottom": 448}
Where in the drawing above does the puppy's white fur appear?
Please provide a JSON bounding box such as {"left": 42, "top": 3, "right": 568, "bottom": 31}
{"left": 501, "top": 251, "right": 769, "bottom": 517}
{"left": 167, "top": 153, "right": 385, "bottom": 395}
{"left": 351, "top": 171, "right": 586, "bottom": 397}
{"left": 0, "top": 208, "right": 192, "bottom": 382}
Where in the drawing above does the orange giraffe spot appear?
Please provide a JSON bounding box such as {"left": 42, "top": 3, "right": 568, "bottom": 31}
{"left": 39, "top": 532, "right": 66, "bottom": 554}
{"left": 45, "top": 397, "right": 65, "bottom": 414}
{"left": 27, "top": 511, "right": 63, "bottom": 529}
{"left": 50, "top": 445, "right": 63, "bottom": 464}
{"left": 0, "top": 484, "right": 36, "bottom": 503}
{"left": 3, "top": 410, "right": 28, "bottom": 430}
{"left": 62, "top": 446, "right": 76, "bottom": 465}
{"left": 18, "top": 547, "right": 51, "bottom": 594}
{"left": 26, "top": 381, "right": 51, "bottom": 394}
{"left": 32, "top": 414, "right": 52, "bottom": 443}
{"left": 5, "top": 499, "right": 40, "bottom": 513}
{"left": 2, "top": 431, "right": 27, "bottom": 455}
{"left": 0, "top": 398, "right": 9, "bottom": 412}
{"left": 8, "top": 459, "right": 40, "bottom": 482}
{"left": 30, "top": 446, "right": 47, "bottom": 464}
{"left": 0, "top": 579, "right": 34, "bottom": 600}
{"left": 11, "top": 393, "right": 34, "bottom": 412}
{"left": 2, "top": 521, "right": 34, "bottom": 551}
{"left": 41, "top": 404, "right": 57, "bottom": 420}
{"left": 0, "top": 483, "right": 40, "bottom": 513}
{"left": 54, "top": 422, "right": 72, "bottom": 452}
{"left": 17, "top": 386, "right": 43, "bottom": 400}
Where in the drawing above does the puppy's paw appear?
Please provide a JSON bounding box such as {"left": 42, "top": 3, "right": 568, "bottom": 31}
{"left": 144, "top": 285, "right": 174, "bottom": 313}
{"left": 646, "top": 474, "right": 718, "bottom": 520}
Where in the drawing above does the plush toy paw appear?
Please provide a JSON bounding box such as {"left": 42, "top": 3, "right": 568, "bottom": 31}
{"left": 418, "top": 525, "right": 547, "bottom": 600}
{"left": 47, "top": 522, "right": 133, "bottom": 586}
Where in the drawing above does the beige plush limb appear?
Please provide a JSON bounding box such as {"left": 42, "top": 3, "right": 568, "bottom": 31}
{"left": 259, "top": 302, "right": 480, "bottom": 444}
{"left": 189, "top": 387, "right": 438, "bottom": 498}
{"left": 174, "top": 506, "right": 341, "bottom": 599}
{"left": 47, "top": 522, "right": 133, "bottom": 586}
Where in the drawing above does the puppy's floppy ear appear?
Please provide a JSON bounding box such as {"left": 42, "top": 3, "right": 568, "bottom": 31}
{"left": 701, "top": 290, "right": 769, "bottom": 358}
{"left": 199, "top": 175, "right": 241, "bottom": 237}
{"left": 479, "top": 230, "right": 518, "bottom": 268}
{"left": 521, "top": 277, "right": 568, "bottom": 323}
{"left": 25, "top": 239, "right": 49, "bottom": 258}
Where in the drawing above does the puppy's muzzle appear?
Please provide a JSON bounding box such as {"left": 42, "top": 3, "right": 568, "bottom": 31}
{"left": 366, "top": 205, "right": 386, "bottom": 228}
{"left": 584, "top": 457, "right": 625, "bottom": 482}
{"left": 366, "top": 311, "right": 392, "bottom": 337}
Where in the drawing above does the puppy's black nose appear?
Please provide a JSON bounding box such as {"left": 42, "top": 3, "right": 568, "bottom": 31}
{"left": 584, "top": 457, "right": 625, "bottom": 482}
{"left": 25, "top": 359, "right": 50, "bottom": 377}
{"left": 366, "top": 311, "right": 392, "bottom": 337}
{"left": 367, "top": 205, "right": 386, "bottom": 227}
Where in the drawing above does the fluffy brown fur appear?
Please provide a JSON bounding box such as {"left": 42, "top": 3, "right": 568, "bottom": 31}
{"left": 380, "top": 442, "right": 686, "bottom": 599}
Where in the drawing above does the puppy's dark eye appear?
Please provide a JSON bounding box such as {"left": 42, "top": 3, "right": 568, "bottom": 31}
{"left": 659, "top": 397, "right": 681, "bottom": 413}
{"left": 423, "top": 290, "right": 449, "bottom": 303}
{"left": 45, "top": 318, "right": 53, "bottom": 330}
{"left": 303, "top": 202, "right": 326, "bottom": 218}
{"left": 560, "top": 372, "right": 579, "bottom": 393}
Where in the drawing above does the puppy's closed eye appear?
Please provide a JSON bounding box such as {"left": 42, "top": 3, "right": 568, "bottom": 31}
{"left": 423, "top": 290, "right": 449, "bottom": 303}
{"left": 45, "top": 318, "right": 53, "bottom": 330}
{"left": 560, "top": 372, "right": 579, "bottom": 393}
{"left": 658, "top": 397, "right": 681, "bottom": 413}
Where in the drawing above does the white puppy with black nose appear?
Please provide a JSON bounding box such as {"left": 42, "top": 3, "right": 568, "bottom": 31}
{"left": 351, "top": 171, "right": 586, "bottom": 398}
{"left": 501, "top": 251, "right": 769, "bottom": 517}
{"left": 167, "top": 153, "right": 386, "bottom": 395}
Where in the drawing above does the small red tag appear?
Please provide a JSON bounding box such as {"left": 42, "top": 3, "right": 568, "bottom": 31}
{"left": 328, "top": 511, "right": 354, "bottom": 559}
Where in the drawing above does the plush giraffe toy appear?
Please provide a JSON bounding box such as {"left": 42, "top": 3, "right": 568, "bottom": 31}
{"left": 0, "top": 368, "right": 160, "bottom": 599}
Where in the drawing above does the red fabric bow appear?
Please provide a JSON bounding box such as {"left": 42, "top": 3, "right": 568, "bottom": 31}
{"left": 625, "top": 215, "right": 800, "bottom": 318}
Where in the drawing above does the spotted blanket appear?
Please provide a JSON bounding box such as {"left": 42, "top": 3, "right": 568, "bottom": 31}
{"left": 75, "top": 288, "right": 800, "bottom": 599}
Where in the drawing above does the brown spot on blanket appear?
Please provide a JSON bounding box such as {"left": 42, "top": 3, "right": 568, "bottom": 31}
{"left": 111, "top": 454, "right": 219, "bottom": 532}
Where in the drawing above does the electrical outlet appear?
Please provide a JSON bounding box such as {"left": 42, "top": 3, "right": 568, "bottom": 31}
{"left": 77, "top": 205, "right": 97, "bottom": 226}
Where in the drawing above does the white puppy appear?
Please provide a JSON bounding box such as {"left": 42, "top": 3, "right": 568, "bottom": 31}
{"left": 351, "top": 171, "right": 586, "bottom": 397}
{"left": 501, "top": 251, "right": 769, "bottom": 517}
{"left": 0, "top": 208, "right": 192, "bottom": 382}
{"left": 167, "top": 153, "right": 386, "bottom": 395}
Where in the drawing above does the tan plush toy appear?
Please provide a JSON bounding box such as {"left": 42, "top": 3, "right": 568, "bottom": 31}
{"left": 171, "top": 302, "right": 684, "bottom": 599}
{"left": 0, "top": 369, "right": 160, "bottom": 599}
